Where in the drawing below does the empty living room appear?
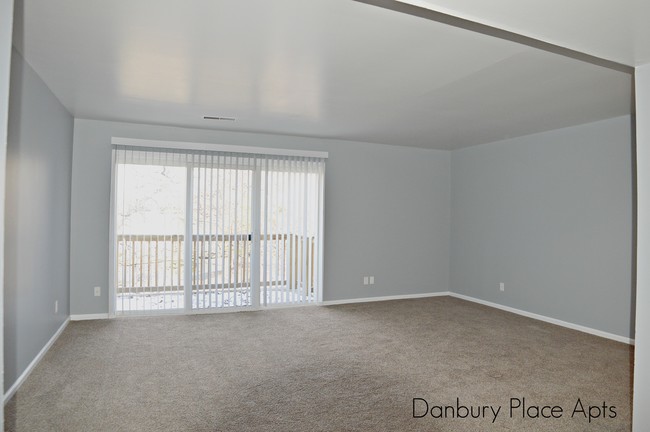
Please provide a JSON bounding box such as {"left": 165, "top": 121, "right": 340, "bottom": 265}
{"left": 2, "top": 0, "right": 650, "bottom": 431}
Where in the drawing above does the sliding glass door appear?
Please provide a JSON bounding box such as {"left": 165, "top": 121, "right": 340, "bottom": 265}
{"left": 110, "top": 145, "right": 325, "bottom": 315}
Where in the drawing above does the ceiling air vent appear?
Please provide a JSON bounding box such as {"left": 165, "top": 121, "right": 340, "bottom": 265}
{"left": 203, "top": 116, "right": 236, "bottom": 121}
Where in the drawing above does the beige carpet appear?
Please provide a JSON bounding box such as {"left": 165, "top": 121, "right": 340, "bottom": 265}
{"left": 5, "top": 297, "right": 633, "bottom": 431}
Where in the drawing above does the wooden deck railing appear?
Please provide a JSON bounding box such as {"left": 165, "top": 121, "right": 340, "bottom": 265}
{"left": 116, "top": 233, "right": 316, "bottom": 296}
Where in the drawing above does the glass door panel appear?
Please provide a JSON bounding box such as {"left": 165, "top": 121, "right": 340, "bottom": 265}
{"left": 115, "top": 163, "right": 187, "bottom": 313}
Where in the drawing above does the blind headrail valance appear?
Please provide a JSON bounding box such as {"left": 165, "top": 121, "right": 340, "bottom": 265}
{"left": 111, "top": 137, "right": 328, "bottom": 159}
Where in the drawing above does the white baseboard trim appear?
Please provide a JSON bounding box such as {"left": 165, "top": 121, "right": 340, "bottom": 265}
{"left": 449, "top": 293, "right": 634, "bottom": 345}
{"left": 4, "top": 317, "right": 71, "bottom": 404}
{"left": 70, "top": 313, "right": 110, "bottom": 321}
{"left": 322, "top": 291, "right": 451, "bottom": 306}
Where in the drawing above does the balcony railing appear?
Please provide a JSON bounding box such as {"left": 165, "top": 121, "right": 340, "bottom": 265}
{"left": 115, "top": 233, "right": 316, "bottom": 300}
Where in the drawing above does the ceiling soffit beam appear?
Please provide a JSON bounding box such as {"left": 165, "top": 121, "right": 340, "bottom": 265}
{"left": 353, "top": 0, "right": 634, "bottom": 75}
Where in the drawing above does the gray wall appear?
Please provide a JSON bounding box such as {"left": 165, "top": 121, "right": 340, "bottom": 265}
{"left": 70, "top": 119, "right": 451, "bottom": 315}
{"left": 633, "top": 65, "right": 650, "bottom": 431}
{"left": 0, "top": 0, "right": 14, "bottom": 421}
{"left": 450, "top": 115, "right": 634, "bottom": 338}
{"left": 4, "top": 49, "right": 73, "bottom": 391}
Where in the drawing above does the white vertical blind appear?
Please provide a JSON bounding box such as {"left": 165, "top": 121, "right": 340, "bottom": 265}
{"left": 111, "top": 145, "right": 325, "bottom": 314}
{"left": 258, "top": 155, "right": 324, "bottom": 305}
{"left": 191, "top": 152, "right": 255, "bottom": 309}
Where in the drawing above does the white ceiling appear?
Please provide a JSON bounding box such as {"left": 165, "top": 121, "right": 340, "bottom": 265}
{"left": 12, "top": 0, "right": 634, "bottom": 149}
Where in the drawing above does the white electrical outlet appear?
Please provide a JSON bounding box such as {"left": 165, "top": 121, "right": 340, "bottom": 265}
{"left": 363, "top": 276, "right": 369, "bottom": 285}
{"left": 369, "top": 276, "right": 375, "bottom": 285}
{"left": 499, "top": 282, "right": 505, "bottom": 292}
{"left": 94, "top": 286, "right": 101, "bottom": 296}
{"left": 54, "top": 300, "right": 58, "bottom": 314}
